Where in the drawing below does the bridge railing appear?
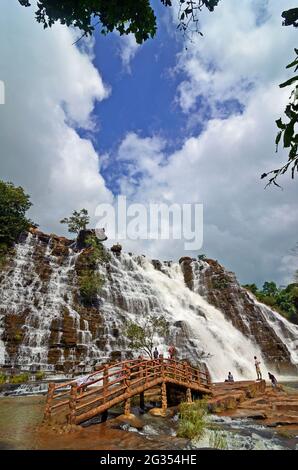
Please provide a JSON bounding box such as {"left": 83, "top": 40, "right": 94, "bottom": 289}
{"left": 43, "top": 358, "right": 211, "bottom": 423}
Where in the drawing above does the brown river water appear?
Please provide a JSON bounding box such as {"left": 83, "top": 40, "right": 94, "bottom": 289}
{"left": 0, "top": 395, "right": 187, "bottom": 450}
{"left": 1, "top": 384, "right": 298, "bottom": 450}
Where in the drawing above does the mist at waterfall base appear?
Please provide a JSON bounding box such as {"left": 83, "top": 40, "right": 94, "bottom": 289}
{"left": 0, "top": 234, "right": 297, "bottom": 382}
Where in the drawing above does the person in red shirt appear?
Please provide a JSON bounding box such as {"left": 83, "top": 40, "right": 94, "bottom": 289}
{"left": 168, "top": 344, "right": 176, "bottom": 359}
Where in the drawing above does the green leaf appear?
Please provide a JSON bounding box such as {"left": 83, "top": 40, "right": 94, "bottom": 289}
{"left": 275, "top": 131, "right": 282, "bottom": 147}
{"left": 286, "top": 59, "right": 298, "bottom": 69}
{"left": 280, "top": 76, "right": 298, "bottom": 88}
{"left": 276, "top": 118, "right": 286, "bottom": 130}
{"left": 283, "top": 121, "right": 295, "bottom": 148}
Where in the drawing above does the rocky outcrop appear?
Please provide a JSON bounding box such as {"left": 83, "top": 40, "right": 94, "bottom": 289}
{"left": 180, "top": 258, "right": 297, "bottom": 374}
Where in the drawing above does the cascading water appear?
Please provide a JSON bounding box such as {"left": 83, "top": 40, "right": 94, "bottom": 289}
{"left": 0, "top": 232, "right": 297, "bottom": 381}
{"left": 0, "top": 314, "right": 6, "bottom": 365}
{"left": 252, "top": 295, "right": 298, "bottom": 366}
{"left": 0, "top": 233, "right": 100, "bottom": 370}
{"left": 97, "top": 254, "right": 266, "bottom": 381}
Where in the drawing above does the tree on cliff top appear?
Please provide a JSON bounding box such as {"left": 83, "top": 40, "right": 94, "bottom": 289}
{"left": 60, "top": 208, "right": 90, "bottom": 234}
{"left": 125, "top": 314, "right": 169, "bottom": 358}
{"left": 0, "top": 180, "right": 35, "bottom": 250}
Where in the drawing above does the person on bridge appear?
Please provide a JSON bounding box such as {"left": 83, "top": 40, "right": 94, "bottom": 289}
{"left": 254, "top": 356, "right": 262, "bottom": 380}
{"left": 153, "top": 347, "right": 159, "bottom": 360}
{"left": 168, "top": 344, "right": 176, "bottom": 360}
{"left": 268, "top": 372, "right": 278, "bottom": 389}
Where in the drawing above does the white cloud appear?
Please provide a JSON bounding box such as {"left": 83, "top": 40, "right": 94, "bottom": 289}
{"left": 118, "top": 34, "right": 140, "bottom": 72}
{"left": 0, "top": 0, "right": 113, "bottom": 235}
{"left": 174, "top": 0, "right": 298, "bottom": 116}
{"left": 113, "top": 1, "right": 298, "bottom": 285}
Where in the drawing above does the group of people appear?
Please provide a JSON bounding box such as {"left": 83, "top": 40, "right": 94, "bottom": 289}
{"left": 153, "top": 344, "right": 177, "bottom": 360}
{"left": 225, "top": 356, "right": 279, "bottom": 389}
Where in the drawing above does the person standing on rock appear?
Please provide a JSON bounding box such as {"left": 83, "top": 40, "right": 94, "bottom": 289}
{"left": 254, "top": 356, "right": 262, "bottom": 380}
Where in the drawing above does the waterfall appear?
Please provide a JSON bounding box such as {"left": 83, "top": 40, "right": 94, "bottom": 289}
{"left": 96, "top": 253, "right": 266, "bottom": 381}
{"left": 0, "top": 234, "right": 99, "bottom": 370}
{"left": 0, "top": 233, "right": 297, "bottom": 382}
{"left": 0, "top": 314, "right": 6, "bottom": 365}
{"left": 251, "top": 295, "right": 298, "bottom": 366}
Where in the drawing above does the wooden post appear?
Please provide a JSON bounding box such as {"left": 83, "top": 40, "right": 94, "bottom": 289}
{"left": 124, "top": 364, "right": 131, "bottom": 416}
{"left": 68, "top": 383, "right": 78, "bottom": 425}
{"left": 101, "top": 410, "right": 108, "bottom": 422}
{"left": 161, "top": 382, "right": 167, "bottom": 413}
{"left": 103, "top": 365, "right": 108, "bottom": 404}
{"left": 43, "top": 382, "right": 55, "bottom": 423}
{"left": 140, "top": 391, "right": 145, "bottom": 410}
{"left": 160, "top": 355, "right": 164, "bottom": 380}
{"left": 186, "top": 387, "right": 192, "bottom": 403}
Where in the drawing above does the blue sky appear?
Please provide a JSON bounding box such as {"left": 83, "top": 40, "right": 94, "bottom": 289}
{"left": 0, "top": 0, "right": 298, "bottom": 286}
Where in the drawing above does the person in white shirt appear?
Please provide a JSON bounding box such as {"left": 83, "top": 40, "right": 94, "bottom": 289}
{"left": 254, "top": 356, "right": 262, "bottom": 380}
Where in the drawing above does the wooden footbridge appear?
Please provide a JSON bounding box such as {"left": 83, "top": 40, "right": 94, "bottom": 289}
{"left": 44, "top": 358, "right": 212, "bottom": 425}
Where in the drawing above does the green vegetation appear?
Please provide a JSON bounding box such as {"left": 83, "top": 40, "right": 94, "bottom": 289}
{"left": 35, "top": 371, "right": 45, "bottom": 381}
{"left": 10, "top": 373, "right": 29, "bottom": 384}
{"left": 85, "top": 234, "right": 111, "bottom": 264}
{"left": 75, "top": 233, "right": 109, "bottom": 305}
{"left": 262, "top": 46, "right": 298, "bottom": 186}
{"left": 0, "top": 373, "right": 6, "bottom": 384}
{"left": 78, "top": 270, "right": 104, "bottom": 305}
{"left": 209, "top": 430, "right": 228, "bottom": 449}
{"left": 14, "top": 332, "right": 23, "bottom": 342}
{"left": 18, "top": 1, "right": 220, "bottom": 45}
{"left": 177, "top": 399, "right": 208, "bottom": 440}
{"left": 212, "top": 277, "right": 230, "bottom": 290}
{"left": 243, "top": 280, "right": 298, "bottom": 325}
{"left": 0, "top": 180, "right": 35, "bottom": 253}
{"left": 60, "top": 208, "right": 89, "bottom": 234}
{"left": 125, "top": 314, "right": 169, "bottom": 358}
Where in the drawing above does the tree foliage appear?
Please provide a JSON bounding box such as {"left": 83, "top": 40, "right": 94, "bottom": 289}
{"left": 18, "top": 0, "right": 220, "bottom": 44}
{"left": 125, "top": 314, "right": 169, "bottom": 358}
{"left": 60, "top": 208, "right": 89, "bottom": 234}
{"left": 262, "top": 9, "right": 298, "bottom": 187}
{"left": 0, "top": 180, "right": 34, "bottom": 251}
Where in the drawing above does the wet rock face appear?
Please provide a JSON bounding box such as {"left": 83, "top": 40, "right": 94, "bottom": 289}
{"left": 0, "top": 231, "right": 107, "bottom": 372}
{"left": 181, "top": 258, "right": 297, "bottom": 374}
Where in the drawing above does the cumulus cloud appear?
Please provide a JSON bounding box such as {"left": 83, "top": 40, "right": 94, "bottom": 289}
{"left": 113, "top": 1, "right": 298, "bottom": 285}
{"left": 118, "top": 34, "right": 140, "bottom": 72}
{"left": 174, "top": 0, "right": 298, "bottom": 117}
{"left": 0, "top": 0, "right": 113, "bottom": 235}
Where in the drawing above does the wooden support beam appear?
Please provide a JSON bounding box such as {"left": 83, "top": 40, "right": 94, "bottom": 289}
{"left": 161, "top": 382, "right": 167, "bottom": 412}
{"left": 124, "top": 398, "right": 131, "bottom": 416}
{"left": 68, "top": 383, "right": 78, "bottom": 425}
{"left": 140, "top": 391, "right": 145, "bottom": 410}
{"left": 186, "top": 387, "right": 192, "bottom": 403}
{"left": 43, "top": 382, "right": 55, "bottom": 422}
{"left": 124, "top": 363, "right": 131, "bottom": 416}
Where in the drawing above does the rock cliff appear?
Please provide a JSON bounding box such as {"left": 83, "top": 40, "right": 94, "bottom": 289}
{"left": 0, "top": 230, "right": 297, "bottom": 380}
